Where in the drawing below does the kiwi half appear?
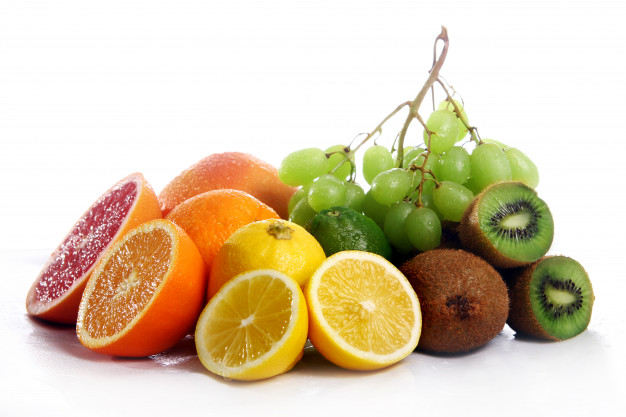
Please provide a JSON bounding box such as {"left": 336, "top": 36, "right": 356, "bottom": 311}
{"left": 459, "top": 181, "right": 553, "bottom": 268}
{"left": 503, "top": 256, "right": 594, "bottom": 340}
{"left": 400, "top": 249, "right": 509, "bottom": 353}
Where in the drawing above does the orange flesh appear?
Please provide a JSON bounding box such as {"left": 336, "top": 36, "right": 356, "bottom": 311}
{"left": 81, "top": 228, "right": 172, "bottom": 339}
{"left": 202, "top": 275, "right": 293, "bottom": 367}
{"left": 318, "top": 259, "right": 416, "bottom": 355}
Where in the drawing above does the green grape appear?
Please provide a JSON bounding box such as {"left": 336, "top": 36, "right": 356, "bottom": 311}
{"left": 418, "top": 190, "right": 443, "bottom": 219}
{"left": 344, "top": 181, "right": 365, "bottom": 212}
{"left": 482, "top": 138, "right": 509, "bottom": 149}
{"left": 370, "top": 168, "right": 412, "bottom": 206}
{"left": 504, "top": 147, "right": 539, "bottom": 188}
{"left": 361, "top": 190, "right": 390, "bottom": 228}
{"left": 405, "top": 207, "right": 442, "bottom": 252}
{"left": 432, "top": 181, "right": 474, "bottom": 222}
{"left": 326, "top": 144, "right": 353, "bottom": 181}
{"left": 278, "top": 148, "right": 329, "bottom": 186}
{"left": 383, "top": 201, "right": 415, "bottom": 253}
{"left": 402, "top": 147, "right": 425, "bottom": 168}
{"left": 438, "top": 99, "right": 469, "bottom": 141}
{"left": 470, "top": 143, "right": 512, "bottom": 192}
{"left": 289, "top": 197, "right": 318, "bottom": 227}
{"left": 307, "top": 174, "right": 347, "bottom": 212}
{"left": 437, "top": 146, "right": 471, "bottom": 184}
{"left": 462, "top": 176, "right": 481, "bottom": 195}
{"left": 362, "top": 145, "right": 394, "bottom": 184}
{"left": 423, "top": 110, "right": 459, "bottom": 154}
{"left": 287, "top": 184, "right": 312, "bottom": 215}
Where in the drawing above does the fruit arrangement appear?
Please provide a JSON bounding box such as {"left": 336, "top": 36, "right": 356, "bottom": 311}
{"left": 25, "top": 27, "right": 594, "bottom": 381}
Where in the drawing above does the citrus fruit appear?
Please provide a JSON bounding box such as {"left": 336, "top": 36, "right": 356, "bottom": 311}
{"left": 195, "top": 269, "right": 308, "bottom": 381}
{"left": 159, "top": 152, "right": 297, "bottom": 219}
{"left": 305, "top": 251, "right": 421, "bottom": 371}
{"left": 76, "top": 219, "right": 206, "bottom": 357}
{"left": 165, "top": 189, "right": 279, "bottom": 270}
{"left": 207, "top": 219, "right": 326, "bottom": 299}
{"left": 306, "top": 206, "right": 393, "bottom": 259}
{"left": 26, "top": 173, "right": 162, "bottom": 324}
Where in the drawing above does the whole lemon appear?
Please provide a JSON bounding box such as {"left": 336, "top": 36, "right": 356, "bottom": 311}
{"left": 208, "top": 219, "right": 326, "bottom": 299}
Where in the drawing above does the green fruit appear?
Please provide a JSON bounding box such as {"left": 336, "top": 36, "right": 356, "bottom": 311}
{"left": 306, "top": 207, "right": 393, "bottom": 260}
{"left": 459, "top": 181, "right": 554, "bottom": 268}
{"left": 503, "top": 256, "right": 594, "bottom": 341}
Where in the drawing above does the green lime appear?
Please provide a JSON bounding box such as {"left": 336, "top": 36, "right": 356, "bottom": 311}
{"left": 306, "top": 207, "right": 393, "bottom": 260}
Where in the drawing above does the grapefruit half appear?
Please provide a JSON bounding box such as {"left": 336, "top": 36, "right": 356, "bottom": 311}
{"left": 26, "top": 173, "right": 162, "bottom": 324}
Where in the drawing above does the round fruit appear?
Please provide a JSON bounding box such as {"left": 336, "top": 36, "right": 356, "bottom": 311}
{"left": 165, "top": 189, "right": 279, "bottom": 270}
{"left": 503, "top": 256, "right": 594, "bottom": 341}
{"left": 459, "top": 181, "right": 554, "bottom": 268}
{"left": 26, "top": 173, "right": 162, "bottom": 324}
{"left": 159, "top": 152, "right": 297, "bottom": 219}
{"left": 305, "top": 251, "right": 421, "bottom": 370}
{"left": 195, "top": 269, "right": 308, "bottom": 381}
{"left": 306, "top": 207, "right": 392, "bottom": 260}
{"left": 400, "top": 249, "right": 509, "bottom": 353}
{"left": 207, "top": 219, "right": 326, "bottom": 299}
{"left": 76, "top": 219, "right": 206, "bottom": 357}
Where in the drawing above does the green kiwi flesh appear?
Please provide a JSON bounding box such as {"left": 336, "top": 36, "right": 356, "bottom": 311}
{"left": 459, "top": 181, "right": 554, "bottom": 268}
{"left": 504, "top": 256, "right": 594, "bottom": 340}
{"left": 400, "top": 249, "right": 509, "bottom": 353}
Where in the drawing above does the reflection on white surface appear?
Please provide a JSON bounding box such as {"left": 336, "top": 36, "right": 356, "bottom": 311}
{"left": 2, "top": 250, "right": 625, "bottom": 417}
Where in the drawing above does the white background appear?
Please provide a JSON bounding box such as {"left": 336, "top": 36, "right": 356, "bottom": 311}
{"left": 1, "top": 1, "right": 625, "bottom": 416}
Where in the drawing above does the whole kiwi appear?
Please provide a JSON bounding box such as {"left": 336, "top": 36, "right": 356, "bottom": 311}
{"left": 400, "top": 249, "right": 509, "bottom": 353}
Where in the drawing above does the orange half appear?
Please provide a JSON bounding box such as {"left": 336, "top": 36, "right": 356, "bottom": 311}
{"left": 76, "top": 219, "right": 206, "bottom": 357}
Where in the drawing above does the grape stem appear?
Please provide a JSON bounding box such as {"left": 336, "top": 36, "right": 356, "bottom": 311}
{"left": 436, "top": 79, "right": 482, "bottom": 144}
{"left": 395, "top": 26, "right": 450, "bottom": 168}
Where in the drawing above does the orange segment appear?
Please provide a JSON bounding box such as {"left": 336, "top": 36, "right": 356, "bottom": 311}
{"left": 26, "top": 173, "right": 162, "bottom": 324}
{"left": 77, "top": 219, "right": 206, "bottom": 357}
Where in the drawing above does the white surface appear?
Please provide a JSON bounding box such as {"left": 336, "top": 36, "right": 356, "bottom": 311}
{"left": 2, "top": 1, "right": 626, "bottom": 416}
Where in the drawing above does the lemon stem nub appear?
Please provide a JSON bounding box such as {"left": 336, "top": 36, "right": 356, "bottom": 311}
{"left": 266, "top": 221, "right": 294, "bottom": 240}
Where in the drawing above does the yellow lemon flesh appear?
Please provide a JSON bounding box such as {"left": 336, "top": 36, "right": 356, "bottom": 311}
{"left": 208, "top": 219, "right": 325, "bottom": 299}
{"left": 305, "top": 251, "right": 421, "bottom": 371}
{"left": 195, "top": 269, "right": 308, "bottom": 381}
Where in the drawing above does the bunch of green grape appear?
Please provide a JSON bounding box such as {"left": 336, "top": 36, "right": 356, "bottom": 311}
{"left": 279, "top": 99, "right": 539, "bottom": 255}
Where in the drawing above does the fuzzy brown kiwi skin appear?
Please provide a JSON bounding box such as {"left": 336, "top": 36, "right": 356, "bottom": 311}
{"left": 400, "top": 249, "right": 509, "bottom": 353}
{"left": 458, "top": 183, "right": 532, "bottom": 269}
{"left": 501, "top": 258, "right": 559, "bottom": 341}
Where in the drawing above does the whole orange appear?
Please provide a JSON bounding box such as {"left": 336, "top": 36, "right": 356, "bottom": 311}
{"left": 165, "top": 189, "right": 280, "bottom": 272}
{"left": 159, "top": 152, "right": 297, "bottom": 219}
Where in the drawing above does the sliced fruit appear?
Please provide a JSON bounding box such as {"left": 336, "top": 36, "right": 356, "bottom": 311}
{"left": 159, "top": 152, "right": 297, "bottom": 219}
{"left": 165, "top": 189, "right": 279, "bottom": 270}
{"left": 459, "top": 181, "right": 554, "bottom": 268}
{"left": 26, "top": 173, "right": 162, "bottom": 324}
{"left": 208, "top": 219, "right": 325, "bottom": 299}
{"left": 76, "top": 219, "right": 206, "bottom": 357}
{"left": 195, "top": 269, "right": 308, "bottom": 381}
{"left": 305, "top": 251, "right": 421, "bottom": 371}
{"left": 503, "top": 256, "right": 594, "bottom": 340}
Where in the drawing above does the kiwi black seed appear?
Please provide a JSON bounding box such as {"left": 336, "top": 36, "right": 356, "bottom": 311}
{"left": 400, "top": 249, "right": 509, "bottom": 353}
{"left": 459, "top": 181, "right": 554, "bottom": 269}
{"left": 503, "top": 256, "right": 594, "bottom": 341}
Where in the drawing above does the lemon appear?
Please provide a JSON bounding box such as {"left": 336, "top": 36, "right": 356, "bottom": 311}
{"left": 208, "top": 219, "right": 326, "bottom": 299}
{"left": 195, "top": 269, "right": 308, "bottom": 381}
{"left": 305, "top": 250, "right": 421, "bottom": 371}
